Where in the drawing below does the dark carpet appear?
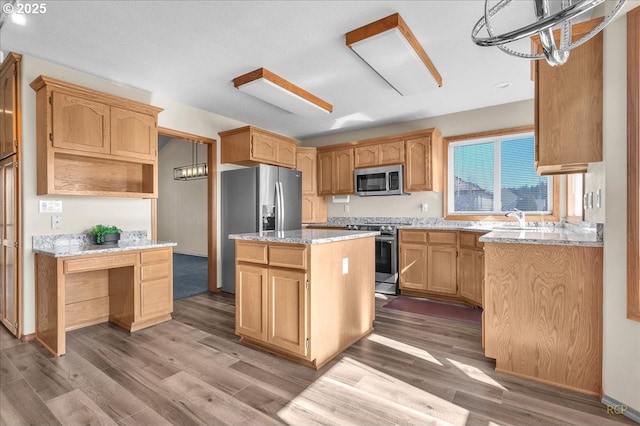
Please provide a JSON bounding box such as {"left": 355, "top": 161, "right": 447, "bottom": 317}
{"left": 173, "top": 253, "right": 208, "bottom": 300}
{"left": 383, "top": 296, "right": 482, "bottom": 324}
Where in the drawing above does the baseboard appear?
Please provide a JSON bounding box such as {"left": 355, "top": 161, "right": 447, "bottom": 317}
{"left": 20, "top": 333, "right": 36, "bottom": 342}
{"left": 174, "top": 252, "right": 208, "bottom": 258}
{"left": 602, "top": 394, "right": 640, "bottom": 424}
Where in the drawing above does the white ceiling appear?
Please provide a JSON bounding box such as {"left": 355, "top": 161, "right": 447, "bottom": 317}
{"left": 2, "top": 1, "right": 541, "bottom": 139}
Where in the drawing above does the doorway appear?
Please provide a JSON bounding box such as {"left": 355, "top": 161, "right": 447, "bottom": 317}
{"left": 156, "top": 128, "right": 217, "bottom": 293}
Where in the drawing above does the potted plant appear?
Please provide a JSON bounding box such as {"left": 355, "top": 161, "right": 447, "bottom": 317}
{"left": 90, "top": 224, "right": 122, "bottom": 244}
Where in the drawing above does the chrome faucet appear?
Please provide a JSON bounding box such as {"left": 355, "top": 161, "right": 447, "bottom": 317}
{"left": 505, "top": 208, "right": 526, "bottom": 228}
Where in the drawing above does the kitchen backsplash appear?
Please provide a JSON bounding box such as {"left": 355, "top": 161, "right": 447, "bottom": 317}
{"left": 327, "top": 192, "right": 443, "bottom": 218}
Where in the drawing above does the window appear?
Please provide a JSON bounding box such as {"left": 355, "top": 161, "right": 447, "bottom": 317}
{"left": 446, "top": 130, "right": 552, "bottom": 217}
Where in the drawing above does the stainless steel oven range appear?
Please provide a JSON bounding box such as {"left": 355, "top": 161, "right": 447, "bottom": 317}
{"left": 345, "top": 223, "right": 399, "bottom": 295}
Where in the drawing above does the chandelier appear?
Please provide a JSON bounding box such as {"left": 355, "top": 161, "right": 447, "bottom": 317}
{"left": 471, "top": 0, "right": 627, "bottom": 66}
{"left": 173, "top": 142, "right": 208, "bottom": 181}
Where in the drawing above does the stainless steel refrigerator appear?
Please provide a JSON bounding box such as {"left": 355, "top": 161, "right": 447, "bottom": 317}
{"left": 221, "top": 164, "right": 302, "bottom": 293}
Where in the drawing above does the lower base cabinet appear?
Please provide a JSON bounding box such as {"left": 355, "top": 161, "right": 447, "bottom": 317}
{"left": 236, "top": 263, "right": 308, "bottom": 357}
{"left": 234, "top": 238, "right": 374, "bottom": 368}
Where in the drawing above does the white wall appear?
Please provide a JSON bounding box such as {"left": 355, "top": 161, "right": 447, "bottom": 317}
{"left": 21, "top": 54, "right": 245, "bottom": 335}
{"left": 157, "top": 139, "right": 207, "bottom": 256}
{"left": 303, "top": 100, "right": 535, "bottom": 218}
{"left": 599, "top": 12, "right": 640, "bottom": 411}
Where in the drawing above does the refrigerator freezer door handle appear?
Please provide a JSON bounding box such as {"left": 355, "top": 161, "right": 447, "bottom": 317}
{"left": 278, "top": 181, "right": 285, "bottom": 230}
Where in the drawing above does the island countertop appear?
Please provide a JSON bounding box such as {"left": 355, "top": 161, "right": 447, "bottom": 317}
{"left": 229, "top": 229, "right": 379, "bottom": 244}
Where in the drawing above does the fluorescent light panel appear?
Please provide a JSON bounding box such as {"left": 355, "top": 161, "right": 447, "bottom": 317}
{"left": 346, "top": 13, "right": 442, "bottom": 95}
{"left": 233, "top": 68, "right": 332, "bottom": 115}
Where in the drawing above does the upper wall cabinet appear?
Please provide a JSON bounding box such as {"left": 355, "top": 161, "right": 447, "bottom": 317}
{"left": 533, "top": 19, "right": 603, "bottom": 175}
{"left": 0, "top": 53, "right": 21, "bottom": 160}
{"left": 404, "top": 129, "right": 442, "bottom": 192}
{"left": 30, "top": 75, "right": 163, "bottom": 198}
{"left": 219, "top": 125, "right": 299, "bottom": 169}
{"left": 317, "top": 147, "right": 354, "bottom": 195}
{"left": 354, "top": 140, "right": 404, "bottom": 169}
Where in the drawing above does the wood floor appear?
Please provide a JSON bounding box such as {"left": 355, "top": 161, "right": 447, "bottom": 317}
{"left": 0, "top": 292, "right": 635, "bottom": 426}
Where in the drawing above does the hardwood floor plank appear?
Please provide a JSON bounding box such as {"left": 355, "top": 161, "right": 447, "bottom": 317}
{"left": 47, "top": 351, "right": 149, "bottom": 422}
{"left": 0, "top": 352, "right": 21, "bottom": 386}
{"left": 4, "top": 349, "right": 75, "bottom": 401}
{"left": 161, "top": 371, "right": 282, "bottom": 425}
{"left": 116, "top": 408, "right": 174, "bottom": 426}
{"left": 0, "top": 379, "right": 61, "bottom": 426}
{"left": 233, "top": 384, "right": 289, "bottom": 424}
{"left": 46, "top": 388, "right": 119, "bottom": 426}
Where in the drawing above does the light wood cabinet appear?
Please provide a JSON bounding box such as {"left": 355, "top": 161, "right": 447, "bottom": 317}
{"left": 302, "top": 195, "right": 327, "bottom": 224}
{"left": 234, "top": 237, "right": 374, "bottom": 369}
{"left": 235, "top": 241, "right": 309, "bottom": 357}
{"left": 51, "top": 92, "right": 111, "bottom": 154}
{"left": 399, "top": 229, "right": 486, "bottom": 306}
{"left": 399, "top": 229, "right": 458, "bottom": 297}
{"left": 317, "top": 147, "right": 354, "bottom": 195}
{"left": 296, "top": 147, "right": 328, "bottom": 223}
{"left": 0, "top": 53, "right": 21, "bottom": 160}
{"left": 405, "top": 130, "right": 443, "bottom": 192}
{"left": 534, "top": 20, "right": 603, "bottom": 175}
{"left": 220, "top": 125, "right": 299, "bottom": 169}
{"left": 458, "top": 231, "right": 484, "bottom": 306}
{"left": 111, "top": 107, "right": 157, "bottom": 160}
{"left": 398, "top": 243, "right": 428, "bottom": 291}
{"left": 354, "top": 140, "right": 405, "bottom": 169}
{"left": 0, "top": 159, "right": 18, "bottom": 335}
{"left": 484, "top": 242, "right": 602, "bottom": 395}
{"left": 30, "top": 75, "right": 163, "bottom": 198}
{"left": 236, "top": 263, "right": 268, "bottom": 341}
{"left": 35, "top": 247, "right": 174, "bottom": 356}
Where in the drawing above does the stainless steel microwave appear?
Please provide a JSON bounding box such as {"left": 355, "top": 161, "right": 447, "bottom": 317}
{"left": 354, "top": 165, "right": 405, "bottom": 196}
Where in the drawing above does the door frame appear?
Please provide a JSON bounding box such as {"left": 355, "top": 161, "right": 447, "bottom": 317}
{"left": 156, "top": 127, "right": 218, "bottom": 292}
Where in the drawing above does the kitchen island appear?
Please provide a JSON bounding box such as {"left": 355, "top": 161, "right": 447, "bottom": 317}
{"left": 229, "top": 229, "right": 378, "bottom": 369}
{"left": 33, "top": 233, "right": 176, "bottom": 356}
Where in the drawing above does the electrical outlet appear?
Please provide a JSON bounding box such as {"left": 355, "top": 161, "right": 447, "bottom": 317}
{"left": 51, "top": 215, "right": 63, "bottom": 230}
{"left": 596, "top": 188, "right": 602, "bottom": 208}
{"left": 344, "top": 205, "right": 350, "bottom": 213}
{"left": 421, "top": 203, "right": 428, "bottom": 213}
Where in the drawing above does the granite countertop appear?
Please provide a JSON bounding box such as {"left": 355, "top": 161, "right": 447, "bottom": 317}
{"left": 229, "top": 229, "right": 379, "bottom": 245}
{"left": 479, "top": 228, "right": 602, "bottom": 247}
{"left": 33, "top": 240, "right": 177, "bottom": 258}
{"left": 32, "top": 230, "right": 177, "bottom": 258}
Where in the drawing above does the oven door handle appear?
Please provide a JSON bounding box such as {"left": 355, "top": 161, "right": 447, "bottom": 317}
{"left": 376, "top": 235, "right": 397, "bottom": 242}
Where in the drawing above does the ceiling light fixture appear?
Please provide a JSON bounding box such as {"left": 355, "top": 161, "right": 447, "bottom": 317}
{"left": 472, "top": 0, "right": 627, "bottom": 66}
{"left": 174, "top": 142, "right": 207, "bottom": 181}
{"left": 233, "top": 68, "right": 332, "bottom": 115}
{"left": 345, "top": 13, "right": 443, "bottom": 96}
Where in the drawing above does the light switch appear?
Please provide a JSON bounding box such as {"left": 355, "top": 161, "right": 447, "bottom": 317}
{"left": 39, "top": 200, "right": 62, "bottom": 213}
{"left": 342, "top": 257, "right": 349, "bottom": 274}
{"left": 596, "top": 189, "right": 602, "bottom": 208}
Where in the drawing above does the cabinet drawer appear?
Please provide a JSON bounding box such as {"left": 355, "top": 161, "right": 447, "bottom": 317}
{"left": 427, "top": 231, "right": 457, "bottom": 246}
{"left": 269, "top": 245, "right": 307, "bottom": 269}
{"left": 141, "top": 249, "right": 171, "bottom": 265}
{"left": 141, "top": 262, "right": 170, "bottom": 281}
{"left": 64, "top": 253, "right": 137, "bottom": 274}
{"left": 400, "top": 230, "right": 428, "bottom": 244}
{"left": 236, "top": 241, "right": 268, "bottom": 264}
{"left": 459, "top": 232, "right": 476, "bottom": 250}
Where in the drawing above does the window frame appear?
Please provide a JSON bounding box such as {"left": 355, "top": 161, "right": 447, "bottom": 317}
{"left": 443, "top": 126, "right": 559, "bottom": 222}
